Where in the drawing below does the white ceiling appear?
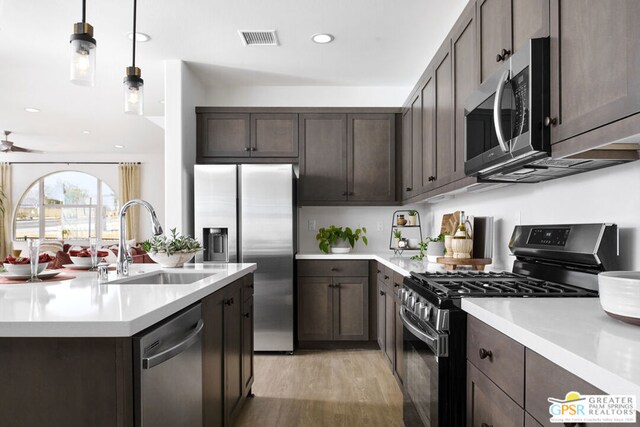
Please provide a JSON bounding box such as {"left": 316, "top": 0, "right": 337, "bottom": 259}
{"left": 0, "top": 0, "right": 466, "bottom": 154}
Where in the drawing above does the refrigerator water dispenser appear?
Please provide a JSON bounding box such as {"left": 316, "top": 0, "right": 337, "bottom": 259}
{"left": 203, "top": 228, "right": 228, "bottom": 262}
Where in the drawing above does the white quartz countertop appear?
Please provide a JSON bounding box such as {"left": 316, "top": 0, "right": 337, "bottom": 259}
{"left": 0, "top": 263, "right": 256, "bottom": 337}
{"left": 462, "top": 298, "right": 640, "bottom": 397}
{"left": 295, "top": 252, "right": 447, "bottom": 276}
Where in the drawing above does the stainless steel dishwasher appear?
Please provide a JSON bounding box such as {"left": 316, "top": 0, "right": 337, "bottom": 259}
{"left": 133, "top": 303, "right": 204, "bottom": 427}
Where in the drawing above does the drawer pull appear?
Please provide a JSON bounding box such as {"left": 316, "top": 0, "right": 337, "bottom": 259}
{"left": 481, "top": 423, "right": 493, "bottom": 427}
{"left": 331, "top": 267, "right": 338, "bottom": 272}
{"left": 379, "top": 290, "right": 385, "bottom": 296}
{"left": 479, "top": 348, "right": 493, "bottom": 360}
{"left": 244, "top": 313, "right": 250, "bottom": 318}
{"left": 225, "top": 297, "right": 234, "bottom": 306}
{"left": 377, "top": 269, "right": 381, "bottom": 274}
{"left": 384, "top": 275, "right": 389, "bottom": 280}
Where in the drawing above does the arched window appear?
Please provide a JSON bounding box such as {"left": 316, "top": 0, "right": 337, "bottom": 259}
{"left": 13, "top": 171, "right": 119, "bottom": 242}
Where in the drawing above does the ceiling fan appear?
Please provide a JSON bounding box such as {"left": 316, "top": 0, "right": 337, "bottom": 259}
{"left": 1, "top": 131, "right": 36, "bottom": 153}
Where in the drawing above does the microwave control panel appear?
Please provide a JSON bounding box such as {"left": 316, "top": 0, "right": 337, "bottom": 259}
{"left": 511, "top": 68, "right": 529, "bottom": 137}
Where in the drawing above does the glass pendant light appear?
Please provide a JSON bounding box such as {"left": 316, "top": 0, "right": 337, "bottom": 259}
{"left": 69, "top": 0, "right": 96, "bottom": 86}
{"left": 124, "top": 0, "right": 144, "bottom": 115}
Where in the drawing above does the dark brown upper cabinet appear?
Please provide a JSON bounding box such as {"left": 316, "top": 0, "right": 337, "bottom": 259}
{"left": 478, "top": 0, "right": 549, "bottom": 83}
{"left": 299, "top": 113, "right": 348, "bottom": 203}
{"left": 347, "top": 114, "right": 396, "bottom": 202}
{"left": 401, "top": 109, "right": 413, "bottom": 200}
{"left": 549, "top": 0, "right": 640, "bottom": 145}
{"left": 250, "top": 113, "right": 299, "bottom": 157}
{"left": 199, "top": 113, "right": 251, "bottom": 158}
{"left": 198, "top": 112, "right": 298, "bottom": 159}
{"left": 421, "top": 73, "right": 436, "bottom": 191}
{"left": 300, "top": 113, "right": 396, "bottom": 205}
{"left": 434, "top": 42, "right": 456, "bottom": 188}
{"left": 452, "top": 2, "right": 479, "bottom": 180}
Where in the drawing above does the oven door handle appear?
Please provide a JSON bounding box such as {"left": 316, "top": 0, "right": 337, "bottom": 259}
{"left": 493, "top": 69, "right": 511, "bottom": 154}
{"left": 400, "top": 307, "right": 448, "bottom": 357}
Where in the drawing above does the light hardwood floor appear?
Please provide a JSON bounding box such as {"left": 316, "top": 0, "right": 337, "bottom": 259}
{"left": 234, "top": 349, "right": 403, "bottom": 427}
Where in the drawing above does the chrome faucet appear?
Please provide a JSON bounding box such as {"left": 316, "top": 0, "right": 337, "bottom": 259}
{"left": 117, "top": 199, "right": 163, "bottom": 277}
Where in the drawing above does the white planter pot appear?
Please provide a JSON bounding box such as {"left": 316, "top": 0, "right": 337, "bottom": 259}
{"left": 426, "top": 241, "right": 445, "bottom": 263}
{"left": 330, "top": 238, "right": 352, "bottom": 254}
{"left": 407, "top": 215, "right": 417, "bottom": 226}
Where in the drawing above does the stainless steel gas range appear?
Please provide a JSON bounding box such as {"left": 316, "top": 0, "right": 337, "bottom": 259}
{"left": 400, "top": 223, "right": 619, "bottom": 427}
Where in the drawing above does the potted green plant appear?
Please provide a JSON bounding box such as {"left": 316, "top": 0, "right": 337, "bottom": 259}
{"left": 142, "top": 228, "right": 203, "bottom": 267}
{"left": 411, "top": 233, "right": 448, "bottom": 262}
{"left": 407, "top": 209, "right": 418, "bottom": 226}
{"left": 392, "top": 228, "right": 402, "bottom": 248}
{"left": 316, "top": 225, "right": 368, "bottom": 254}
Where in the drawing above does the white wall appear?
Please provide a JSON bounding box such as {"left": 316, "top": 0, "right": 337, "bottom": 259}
{"left": 164, "top": 60, "right": 205, "bottom": 236}
{"left": 6, "top": 151, "right": 165, "bottom": 245}
{"left": 298, "top": 205, "right": 422, "bottom": 254}
{"left": 418, "top": 161, "right": 640, "bottom": 271}
{"left": 204, "top": 85, "right": 410, "bottom": 107}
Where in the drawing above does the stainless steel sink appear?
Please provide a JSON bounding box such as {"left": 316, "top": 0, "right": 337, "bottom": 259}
{"left": 109, "top": 271, "right": 217, "bottom": 285}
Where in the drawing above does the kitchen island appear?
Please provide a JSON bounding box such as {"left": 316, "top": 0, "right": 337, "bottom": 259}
{"left": 0, "top": 262, "right": 257, "bottom": 427}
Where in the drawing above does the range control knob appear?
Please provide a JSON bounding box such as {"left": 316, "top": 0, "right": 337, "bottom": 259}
{"left": 400, "top": 289, "right": 408, "bottom": 304}
{"left": 414, "top": 301, "right": 425, "bottom": 317}
{"left": 423, "top": 305, "right": 432, "bottom": 321}
{"left": 407, "top": 295, "right": 416, "bottom": 310}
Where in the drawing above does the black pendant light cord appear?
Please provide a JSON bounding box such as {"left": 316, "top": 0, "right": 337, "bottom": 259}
{"left": 82, "top": 0, "right": 86, "bottom": 24}
{"left": 132, "top": 0, "right": 137, "bottom": 67}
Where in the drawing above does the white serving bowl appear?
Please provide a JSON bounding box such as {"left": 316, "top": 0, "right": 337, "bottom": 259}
{"left": 147, "top": 251, "right": 197, "bottom": 268}
{"left": 598, "top": 271, "right": 640, "bottom": 325}
{"left": 70, "top": 256, "right": 94, "bottom": 267}
{"left": 4, "top": 263, "right": 47, "bottom": 276}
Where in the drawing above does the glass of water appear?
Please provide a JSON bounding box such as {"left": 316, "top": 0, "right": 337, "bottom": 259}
{"left": 27, "top": 238, "right": 42, "bottom": 282}
{"left": 89, "top": 237, "right": 99, "bottom": 270}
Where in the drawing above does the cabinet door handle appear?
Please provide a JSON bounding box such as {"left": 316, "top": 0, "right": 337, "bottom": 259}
{"left": 405, "top": 187, "right": 412, "bottom": 191}
{"left": 348, "top": 192, "right": 354, "bottom": 196}
{"left": 379, "top": 290, "right": 385, "bottom": 296}
{"left": 225, "top": 297, "right": 234, "bottom": 306}
{"left": 384, "top": 275, "right": 389, "bottom": 280}
{"left": 394, "top": 283, "right": 400, "bottom": 288}
{"left": 249, "top": 284, "right": 254, "bottom": 289}
{"left": 563, "top": 423, "right": 577, "bottom": 427}
{"left": 377, "top": 269, "right": 381, "bottom": 274}
{"left": 481, "top": 423, "right": 494, "bottom": 427}
{"left": 244, "top": 313, "right": 250, "bottom": 318}
{"left": 251, "top": 147, "right": 257, "bottom": 151}
{"left": 330, "top": 267, "right": 338, "bottom": 272}
{"left": 428, "top": 175, "right": 436, "bottom": 182}
{"left": 479, "top": 348, "right": 493, "bottom": 360}
{"left": 544, "top": 116, "right": 558, "bottom": 127}
{"left": 342, "top": 191, "right": 348, "bottom": 196}
{"left": 244, "top": 147, "right": 251, "bottom": 151}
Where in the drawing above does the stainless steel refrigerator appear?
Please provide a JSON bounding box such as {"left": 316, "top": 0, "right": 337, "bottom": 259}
{"left": 194, "top": 164, "right": 295, "bottom": 352}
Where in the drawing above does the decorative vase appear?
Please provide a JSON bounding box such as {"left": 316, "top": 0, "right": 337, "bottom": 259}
{"left": 451, "top": 238, "right": 473, "bottom": 259}
{"left": 397, "top": 215, "right": 407, "bottom": 226}
{"left": 444, "top": 235, "right": 454, "bottom": 257}
{"left": 407, "top": 215, "right": 417, "bottom": 226}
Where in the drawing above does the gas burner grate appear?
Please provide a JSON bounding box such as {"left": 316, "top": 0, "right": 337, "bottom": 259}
{"left": 408, "top": 271, "right": 595, "bottom": 298}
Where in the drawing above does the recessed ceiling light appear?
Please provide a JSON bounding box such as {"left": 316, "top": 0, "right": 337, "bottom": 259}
{"left": 82, "top": 130, "right": 90, "bottom": 134}
{"left": 114, "top": 144, "right": 125, "bottom": 149}
{"left": 24, "top": 107, "right": 40, "bottom": 113}
{"left": 127, "top": 32, "right": 151, "bottom": 42}
{"left": 311, "top": 33, "right": 334, "bottom": 44}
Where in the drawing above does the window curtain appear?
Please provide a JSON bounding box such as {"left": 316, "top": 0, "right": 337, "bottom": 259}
{"left": 0, "top": 163, "right": 11, "bottom": 259}
{"left": 118, "top": 162, "right": 141, "bottom": 242}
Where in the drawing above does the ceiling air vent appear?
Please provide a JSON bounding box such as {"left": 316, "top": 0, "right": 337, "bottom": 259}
{"left": 238, "top": 30, "right": 279, "bottom": 46}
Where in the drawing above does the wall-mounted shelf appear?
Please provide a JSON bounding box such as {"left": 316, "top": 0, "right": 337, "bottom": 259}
{"left": 389, "top": 210, "right": 423, "bottom": 256}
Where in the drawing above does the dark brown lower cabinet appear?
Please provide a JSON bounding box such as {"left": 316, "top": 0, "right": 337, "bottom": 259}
{"left": 377, "top": 281, "right": 386, "bottom": 350}
{"left": 375, "top": 265, "right": 404, "bottom": 385}
{"left": 195, "top": 274, "right": 256, "bottom": 427}
{"left": 467, "top": 361, "right": 524, "bottom": 427}
{"left": 0, "top": 337, "right": 133, "bottom": 427}
{"left": 297, "top": 261, "right": 369, "bottom": 343}
{"left": 392, "top": 272, "right": 404, "bottom": 384}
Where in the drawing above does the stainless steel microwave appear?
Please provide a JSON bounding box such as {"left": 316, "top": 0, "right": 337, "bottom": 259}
{"left": 464, "top": 38, "right": 551, "bottom": 182}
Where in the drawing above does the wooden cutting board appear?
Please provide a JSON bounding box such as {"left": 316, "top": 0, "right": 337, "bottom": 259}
{"left": 440, "top": 211, "right": 460, "bottom": 235}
